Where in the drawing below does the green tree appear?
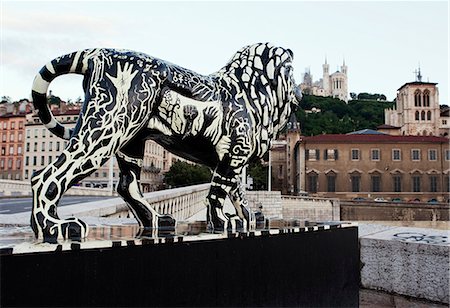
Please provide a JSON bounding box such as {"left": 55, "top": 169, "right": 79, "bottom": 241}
{"left": 248, "top": 159, "right": 268, "bottom": 190}
{"left": 163, "top": 161, "right": 211, "bottom": 188}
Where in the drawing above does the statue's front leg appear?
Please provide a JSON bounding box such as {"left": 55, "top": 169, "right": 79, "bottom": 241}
{"left": 206, "top": 171, "right": 238, "bottom": 232}
{"left": 229, "top": 180, "right": 256, "bottom": 231}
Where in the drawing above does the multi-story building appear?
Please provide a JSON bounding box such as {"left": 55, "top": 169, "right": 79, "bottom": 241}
{"left": 299, "top": 59, "right": 348, "bottom": 102}
{"left": 0, "top": 113, "right": 26, "bottom": 180}
{"left": 273, "top": 126, "right": 450, "bottom": 201}
{"left": 23, "top": 110, "right": 120, "bottom": 189}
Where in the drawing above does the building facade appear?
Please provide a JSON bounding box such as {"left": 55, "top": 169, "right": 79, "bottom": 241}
{"left": 23, "top": 110, "right": 120, "bottom": 189}
{"left": 296, "top": 133, "right": 449, "bottom": 201}
{"left": 0, "top": 114, "right": 26, "bottom": 180}
{"left": 299, "top": 59, "right": 348, "bottom": 102}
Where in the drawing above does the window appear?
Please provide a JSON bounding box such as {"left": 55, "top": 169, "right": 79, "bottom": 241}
{"left": 25, "top": 156, "right": 29, "bottom": 166}
{"left": 392, "top": 149, "right": 401, "bottom": 161}
{"left": 412, "top": 176, "right": 421, "bottom": 192}
{"left": 371, "top": 149, "right": 380, "bottom": 161}
{"left": 26, "top": 142, "right": 30, "bottom": 152}
{"left": 49, "top": 142, "right": 53, "bottom": 152}
{"left": 16, "top": 159, "right": 21, "bottom": 169}
{"left": 446, "top": 150, "right": 450, "bottom": 161}
{"left": 306, "top": 149, "right": 320, "bottom": 161}
{"left": 414, "top": 90, "right": 421, "bottom": 106}
{"left": 443, "top": 120, "right": 448, "bottom": 125}
{"left": 8, "top": 159, "right": 12, "bottom": 169}
{"left": 56, "top": 142, "right": 60, "bottom": 151}
{"left": 41, "top": 142, "right": 45, "bottom": 151}
{"left": 427, "top": 111, "right": 431, "bottom": 121}
{"left": 423, "top": 90, "right": 430, "bottom": 107}
{"left": 351, "top": 174, "right": 361, "bottom": 192}
{"left": 9, "top": 146, "right": 14, "bottom": 155}
{"left": 411, "top": 149, "right": 420, "bottom": 161}
{"left": 18, "top": 133, "right": 22, "bottom": 142}
{"left": 324, "top": 149, "right": 338, "bottom": 160}
{"left": 0, "top": 159, "right": 4, "bottom": 169}
{"left": 429, "top": 176, "right": 438, "bottom": 192}
{"left": 1, "top": 133, "right": 5, "bottom": 142}
{"left": 17, "top": 146, "right": 22, "bottom": 155}
{"left": 421, "top": 111, "right": 425, "bottom": 121}
{"left": 48, "top": 156, "right": 52, "bottom": 164}
{"left": 445, "top": 176, "right": 450, "bottom": 193}
{"left": 95, "top": 172, "right": 99, "bottom": 178}
{"left": 371, "top": 174, "right": 381, "bottom": 192}
{"left": 393, "top": 175, "right": 402, "bottom": 192}
{"left": 34, "top": 129, "right": 38, "bottom": 138}
{"left": 428, "top": 149, "right": 437, "bottom": 161}
{"left": 42, "top": 128, "right": 46, "bottom": 138}
{"left": 351, "top": 149, "right": 360, "bottom": 160}
{"left": 40, "top": 156, "right": 45, "bottom": 166}
{"left": 25, "top": 170, "right": 29, "bottom": 180}
{"left": 19, "top": 121, "right": 23, "bottom": 129}
{"left": 33, "top": 156, "right": 37, "bottom": 166}
{"left": 327, "top": 174, "right": 336, "bottom": 192}
{"left": 26, "top": 129, "right": 30, "bottom": 138}
{"left": 307, "top": 173, "right": 318, "bottom": 193}
{"left": 415, "top": 111, "right": 420, "bottom": 121}
{"left": 33, "top": 142, "right": 37, "bottom": 152}
{"left": 11, "top": 122, "right": 15, "bottom": 129}
{"left": 102, "top": 172, "right": 107, "bottom": 178}
{"left": 10, "top": 133, "right": 14, "bottom": 142}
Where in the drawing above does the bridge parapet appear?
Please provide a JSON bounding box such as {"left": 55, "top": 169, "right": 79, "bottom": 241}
{"left": 0, "top": 179, "right": 115, "bottom": 197}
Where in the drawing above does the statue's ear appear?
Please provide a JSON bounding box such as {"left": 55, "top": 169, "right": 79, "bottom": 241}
{"left": 287, "top": 49, "right": 294, "bottom": 60}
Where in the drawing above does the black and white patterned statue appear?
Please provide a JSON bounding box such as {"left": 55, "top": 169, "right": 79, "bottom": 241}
{"left": 30, "top": 43, "right": 302, "bottom": 241}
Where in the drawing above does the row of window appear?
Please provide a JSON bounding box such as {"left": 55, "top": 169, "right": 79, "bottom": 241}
{"left": 0, "top": 158, "right": 21, "bottom": 170}
{"left": 1, "top": 121, "right": 24, "bottom": 130}
{"left": 25, "top": 141, "right": 66, "bottom": 152}
{"left": 307, "top": 174, "right": 449, "bottom": 193}
{"left": 0, "top": 132, "right": 23, "bottom": 142}
{"left": 415, "top": 110, "right": 432, "bottom": 121}
{"left": 414, "top": 89, "right": 431, "bottom": 107}
{"left": 0, "top": 145, "right": 23, "bottom": 156}
{"left": 307, "top": 148, "right": 449, "bottom": 161}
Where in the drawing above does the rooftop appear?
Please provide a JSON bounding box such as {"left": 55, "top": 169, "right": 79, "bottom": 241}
{"left": 302, "top": 134, "right": 449, "bottom": 144}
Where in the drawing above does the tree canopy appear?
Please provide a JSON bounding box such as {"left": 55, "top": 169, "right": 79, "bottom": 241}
{"left": 296, "top": 94, "right": 395, "bottom": 135}
{"left": 163, "top": 161, "right": 212, "bottom": 188}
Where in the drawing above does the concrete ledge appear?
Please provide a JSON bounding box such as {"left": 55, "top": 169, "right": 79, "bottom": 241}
{"left": 359, "top": 223, "right": 449, "bottom": 304}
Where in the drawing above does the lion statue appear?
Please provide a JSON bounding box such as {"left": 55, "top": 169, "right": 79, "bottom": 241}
{"left": 30, "top": 42, "right": 302, "bottom": 241}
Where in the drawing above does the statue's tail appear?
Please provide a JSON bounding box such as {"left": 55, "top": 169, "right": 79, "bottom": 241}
{"left": 31, "top": 50, "right": 93, "bottom": 140}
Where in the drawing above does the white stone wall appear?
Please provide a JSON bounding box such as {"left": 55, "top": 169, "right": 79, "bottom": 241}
{"left": 281, "top": 196, "right": 337, "bottom": 221}
{"left": 245, "top": 191, "right": 283, "bottom": 218}
{"left": 359, "top": 224, "right": 449, "bottom": 304}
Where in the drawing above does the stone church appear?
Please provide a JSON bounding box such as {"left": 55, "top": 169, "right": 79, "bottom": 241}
{"left": 299, "top": 59, "right": 348, "bottom": 102}
{"left": 383, "top": 69, "right": 449, "bottom": 137}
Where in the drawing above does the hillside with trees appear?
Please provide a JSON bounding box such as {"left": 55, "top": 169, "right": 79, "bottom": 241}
{"left": 295, "top": 94, "right": 395, "bottom": 136}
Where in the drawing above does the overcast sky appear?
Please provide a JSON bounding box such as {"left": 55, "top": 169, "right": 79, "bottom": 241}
{"left": 1, "top": 1, "right": 448, "bottom": 104}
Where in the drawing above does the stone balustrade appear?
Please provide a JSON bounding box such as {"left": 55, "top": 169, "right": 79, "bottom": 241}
{"left": 107, "top": 183, "right": 210, "bottom": 221}
{"left": 281, "top": 195, "right": 340, "bottom": 221}
{"left": 0, "top": 179, "right": 115, "bottom": 197}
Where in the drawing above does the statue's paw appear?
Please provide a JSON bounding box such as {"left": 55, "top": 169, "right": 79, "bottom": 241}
{"left": 157, "top": 214, "right": 176, "bottom": 231}
{"left": 207, "top": 219, "right": 226, "bottom": 233}
{"left": 41, "top": 217, "right": 88, "bottom": 243}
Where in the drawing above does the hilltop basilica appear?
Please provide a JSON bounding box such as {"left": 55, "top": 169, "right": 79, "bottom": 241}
{"left": 299, "top": 59, "right": 348, "bottom": 102}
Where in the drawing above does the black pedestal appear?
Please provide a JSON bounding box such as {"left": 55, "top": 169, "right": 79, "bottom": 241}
{"left": 1, "top": 223, "right": 359, "bottom": 307}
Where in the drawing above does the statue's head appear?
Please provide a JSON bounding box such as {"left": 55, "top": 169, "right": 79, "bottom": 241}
{"left": 221, "top": 43, "right": 302, "bottom": 109}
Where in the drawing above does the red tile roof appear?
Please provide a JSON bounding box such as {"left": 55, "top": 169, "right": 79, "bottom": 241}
{"left": 302, "top": 134, "right": 449, "bottom": 144}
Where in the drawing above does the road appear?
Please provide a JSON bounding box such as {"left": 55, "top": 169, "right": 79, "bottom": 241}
{"left": 0, "top": 196, "right": 113, "bottom": 214}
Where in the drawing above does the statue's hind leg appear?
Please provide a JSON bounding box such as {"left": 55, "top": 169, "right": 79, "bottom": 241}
{"left": 116, "top": 141, "right": 175, "bottom": 235}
